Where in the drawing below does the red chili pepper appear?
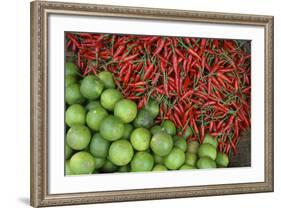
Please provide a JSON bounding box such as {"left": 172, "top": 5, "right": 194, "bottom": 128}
{"left": 153, "top": 38, "right": 165, "bottom": 56}
{"left": 188, "top": 48, "right": 201, "bottom": 60}
{"left": 180, "top": 89, "right": 194, "bottom": 101}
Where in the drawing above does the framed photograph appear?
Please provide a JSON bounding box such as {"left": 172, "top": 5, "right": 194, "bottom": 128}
{"left": 30, "top": 1, "right": 274, "bottom": 207}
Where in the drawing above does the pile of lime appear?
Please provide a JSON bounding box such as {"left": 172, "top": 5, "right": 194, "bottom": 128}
{"left": 65, "top": 62, "right": 229, "bottom": 175}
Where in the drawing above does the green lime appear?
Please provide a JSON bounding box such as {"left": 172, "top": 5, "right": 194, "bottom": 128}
{"left": 216, "top": 152, "right": 229, "bottom": 167}
{"left": 66, "top": 62, "right": 80, "bottom": 77}
{"left": 109, "top": 140, "right": 134, "bottom": 166}
{"left": 150, "top": 132, "right": 173, "bottom": 156}
{"left": 66, "top": 75, "right": 76, "bottom": 87}
{"left": 164, "top": 147, "right": 185, "bottom": 170}
{"left": 65, "top": 143, "right": 73, "bottom": 160}
{"left": 80, "top": 75, "right": 104, "bottom": 100}
{"left": 130, "top": 128, "right": 151, "bottom": 151}
{"left": 86, "top": 105, "right": 108, "bottom": 131}
{"left": 152, "top": 164, "right": 167, "bottom": 171}
{"left": 66, "top": 83, "right": 85, "bottom": 105}
{"left": 198, "top": 143, "right": 217, "bottom": 160}
{"left": 66, "top": 125, "right": 91, "bottom": 150}
{"left": 99, "top": 115, "right": 124, "bottom": 141}
{"left": 183, "top": 126, "right": 193, "bottom": 138}
{"left": 85, "top": 101, "right": 101, "bottom": 111}
{"left": 173, "top": 135, "right": 184, "bottom": 142}
{"left": 144, "top": 99, "right": 159, "bottom": 119}
{"left": 150, "top": 125, "right": 164, "bottom": 135}
{"left": 187, "top": 141, "right": 200, "bottom": 154}
{"left": 89, "top": 133, "right": 110, "bottom": 158}
{"left": 185, "top": 152, "right": 197, "bottom": 166}
{"left": 197, "top": 157, "right": 217, "bottom": 169}
{"left": 161, "top": 120, "right": 176, "bottom": 136}
{"left": 101, "top": 160, "right": 118, "bottom": 173}
{"left": 94, "top": 157, "right": 106, "bottom": 169}
{"left": 203, "top": 133, "right": 218, "bottom": 148}
{"left": 131, "top": 152, "right": 154, "bottom": 172}
{"left": 114, "top": 99, "right": 137, "bottom": 123}
{"left": 153, "top": 154, "right": 164, "bottom": 164}
{"left": 100, "top": 89, "right": 122, "bottom": 111}
{"left": 180, "top": 164, "right": 195, "bottom": 170}
{"left": 118, "top": 165, "right": 130, "bottom": 172}
{"left": 65, "top": 160, "right": 74, "bottom": 175}
{"left": 65, "top": 104, "right": 86, "bottom": 127}
{"left": 123, "top": 124, "right": 134, "bottom": 140}
{"left": 133, "top": 109, "right": 154, "bottom": 128}
{"left": 174, "top": 137, "right": 187, "bottom": 152}
{"left": 97, "top": 71, "right": 116, "bottom": 89}
{"left": 70, "top": 151, "right": 95, "bottom": 174}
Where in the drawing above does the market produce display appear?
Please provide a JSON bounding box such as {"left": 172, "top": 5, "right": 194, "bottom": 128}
{"left": 64, "top": 32, "right": 251, "bottom": 175}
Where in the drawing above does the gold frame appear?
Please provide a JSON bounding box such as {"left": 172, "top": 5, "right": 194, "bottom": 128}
{"left": 30, "top": 1, "right": 274, "bottom": 207}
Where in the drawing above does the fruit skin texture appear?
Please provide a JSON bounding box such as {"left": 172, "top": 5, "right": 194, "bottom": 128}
{"left": 66, "top": 83, "right": 85, "bottom": 105}
{"left": 80, "top": 75, "right": 104, "bottom": 100}
{"left": 187, "top": 141, "right": 200, "bottom": 154}
{"left": 185, "top": 152, "right": 197, "bottom": 166}
{"left": 99, "top": 115, "right": 125, "bottom": 141}
{"left": 161, "top": 120, "right": 176, "bottom": 136}
{"left": 100, "top": 89, "right": 122, "bottom": 111}
{"left": 66, "top": 62, "right": 80, "bottom": 77}
{"left": 150, "top": 132, "right": 173, "bottom": 156}
{"left": 65, "top": 143, "right": 73, "bottom": 160}
{"left": 152, "top": 164, "right": 167, "bottom": 171}
{"left": 131, "top": 152, "right": 154, "bottom": 172}
{"left": 118, "top": 165, "right": 130, "bottom": 172}
{"left": 133, "top": 109, "right": 154, "bottom": 128}
{"left": 66, "top": 125, "right": 91, "bottom": 150}
{"left": 198, "top": 143, "right": 217, "bottom": 160}
{"left": 101, "top": 160, "right": 118, "bottom": 173}
{"left": 144, "top": 99, "right": 159, "bottom": 119}
{"left": 65, "top": 160, "right": 73, "bottom": 175}
{"left": 85, "top": 101, "right": 101, "bottom": 111}
{"left": 130, "top": 128, "right": 151, "bottom": 151}
{"left": 203, "top": 133, "right": 218, "bottom": 148}
{"left": 65, "top": 75, "right": 76, "bottom": 87}
{"left": 180, "top": 164, "right": 196, "bottom": 170}
{"left": 114, "top": 99, "right": 137, "bottom": 123}
{"left": 86, "top": 105, "right": 108, "bottom": 131}
{"left": 66, "top": 104, "right": 86, "bottom": 127}
{"left": 122, "top": 124, "right": 134, "bottom": 140}
{"left": 70, "top": 151, "right": 95, "bottom": 174}
{"left": 153, "top": 154, "right": 164, "bottom": 164}
{"left": 94, "top": 157, "right": 106, "bottom": 169}
{"left": 216, "top": 152, "right": 229, "bottom": 167}
{"left": 197, "top": 157, "right": 217, "bottom": 169}
{"left": 164, "top": 147, "right": 185, "bottom": 170}
{"left": 174, "top": 136, "right": 187, "bottom": 152}
{"left": 109, "top": 140, "right": 134, "bottom": 166}
{"left": 90, "top": 133, "right": 110, "bottom": 158}
{"left": 150, "top": 125, "right": 163, "bottom": 135}
{"left": 97, "top": 71, "right": 116, "bottom": 89}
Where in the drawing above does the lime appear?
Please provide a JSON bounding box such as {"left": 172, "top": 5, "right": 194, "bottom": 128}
{"left": 152, "top": 164, "right": 167, "bottom": 171}
{"left": 150, "top": 132, "right": 173, "bottom": 156}
{"left": 203, "top": 133, "right": 218, "bottom": 148}
{"left": 118, "top": 165, "right": 130, "bottom": 172}
{"left": 80, "top": 75, "right": 104, "bottom": 100}
{"left": 66, "top": 104, "right": 86, "bottom": 127}
{"left": 86, "top": 105, "right": 108, "bottom": 131}
{"left": 164, "top": 147, "right": 185, "bottom": 170}
{"left": 66, "top": 125, "right": 91, "bottom": 150}
{"left": 216, "top": 152, "right": 229, "bottom": 167}
{"left": 144, "top": 99, "right": 159, "bottom": 119}
{"left": 187, "top": 141, "right": 200, "bottom": 154}
{"left": 99, "top": 115, "right": 124, "bottom": 141}
{"left": 101, "top": 160, "right": 118, "bottom": 173}
{"left": 89, "top": 133, "right": 110, "bottom": 158}
{"left": 114, "top": 99, "right": 137, "bottom": 123}
{"left": 100, "top": 89, "right": 122, "bottom": 111}
{"left": 65, "top": 143, "right": 73, "bottom": 160}
{"left": 94, "top": 157, "right": 106, "bottom": 169}
{"left": 130, "top": 128, "right": 151, "bottom": 151}
{"left": 133, "top": 109, "right": 154, "bottom": 128}
{"left": 70, "top": 151, "right": 95, "bottom": 174}
{"left": 174, "top": 137, "right": 187, "bottom": 152}
{"left": 66, "top": 75, "right": 76, "bottom": 87}
{"left": 123, "top": 124, "right": 134, "bottom": 140}
{"left": 198, "top": 143, "right": 217, "bottom": 160}
{"left": 131, "top": 152, "right": 154, "bottom": 172}
{"left": 85, "top": 101, "right": 101, "bottom": 111}
{"left": 180, "top": 164, "right": 195, "bottom": 170}
{"left": 161, "top": 120, "right": 176, "bottom": 136}
{"left": 65, "top": 160, "right": 74, "bottom": 175}
{"left": 197, "top": 157, "right": 217, "bottom": 169}
{"left": 97, "top": 71, "right": 116, "bottom": 89}
{"left": 183, "top": 126, "right": 193, "bottom": 138}
{"left": 150, "top": 125, "right": 163, "bottom": 135}
{"left": 173, "top": 135, "right": 184, "bottom": 142}
{"left": 66, "top": 62, "right": 80, "bottom": 77}
{"left": 66, "top": 83, "right": 85, "bottom": 105}
{"left": 109, "top": 140, "right": 134, "bottom": 166}
{"left": 153, "top": 154, "right": 164, "bottom": 164}
{"left": 185, "top": 152, "right": 197, "bottom": 166}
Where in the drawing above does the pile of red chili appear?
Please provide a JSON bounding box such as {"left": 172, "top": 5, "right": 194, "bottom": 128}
{"left": 66, "top": 32, "right": 251, "bottom": 157}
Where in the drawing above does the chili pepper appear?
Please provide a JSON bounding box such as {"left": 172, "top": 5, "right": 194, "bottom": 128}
{"left": 153, "top": 38, "right": 165, "bottom": 56}
{"left": 142, "top": 64, "right": 154, "bottom": 80}
{"left": 188, "top": 48, "right": 201, "bottom": 60}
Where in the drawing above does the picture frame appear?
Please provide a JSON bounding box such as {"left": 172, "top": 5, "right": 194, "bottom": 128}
{"left": 30, "top": 1, "right": 274, "bottom": 207}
